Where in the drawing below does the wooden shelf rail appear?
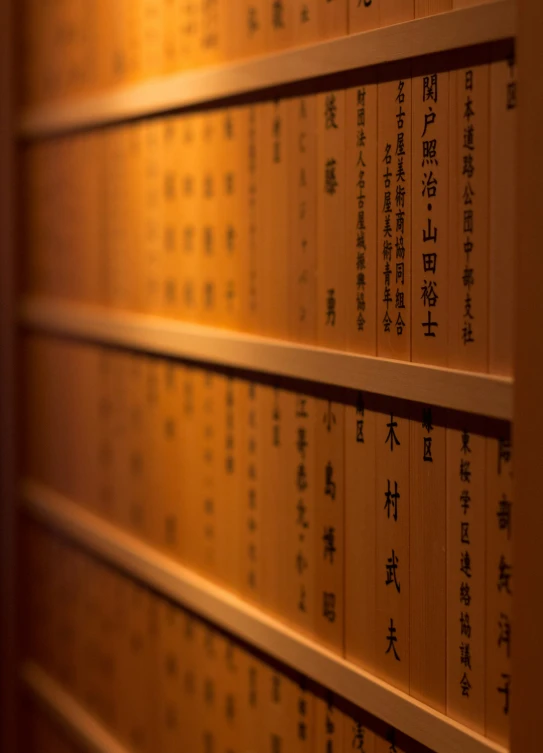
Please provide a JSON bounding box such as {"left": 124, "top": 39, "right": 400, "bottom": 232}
{"left": 21, "top": 662, "right": 132, "bottom": 753}
{"left": 20, "top": 296, "right": 513, "bottom": 420}
{"left": 20, "top": 480, "right": 507, "bottom": 753}
{"left": 18, "top": 1, "right": 515, "bottom": 139}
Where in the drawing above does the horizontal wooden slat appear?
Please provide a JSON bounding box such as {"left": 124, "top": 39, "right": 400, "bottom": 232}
{"left": 19, "top": 1, "right": 514, "bottom": 139}
{"left": 20, "top": 297, "right": 513, "bottom": 420}
{"left": 21, "top": 662, "right": 131, "bottom": 753}
{"left": 20, "top": 480, "right": 507, "bottom": 753}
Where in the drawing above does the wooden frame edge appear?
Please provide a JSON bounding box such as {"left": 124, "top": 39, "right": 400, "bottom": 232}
{"left": 1, "top": 0, "right": 17, "bottom": 751}
{"left": 20, "top": 480, "right": 507, "bottom": 753}
{"left": 21, "top": 662, "right": 132, "bottom": 753}
{"left": 512, "top": 0, "right": 542, "bottom": 751}
{"left": 19, "top": 297, "right": 513, "bottom": 420}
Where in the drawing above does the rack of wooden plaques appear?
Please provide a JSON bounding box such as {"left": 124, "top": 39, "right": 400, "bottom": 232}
{"left": 1, "top": 2, "right": 542, "bottom": 753}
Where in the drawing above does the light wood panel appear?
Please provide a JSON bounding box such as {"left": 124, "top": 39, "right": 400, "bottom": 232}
{"left": 20, "top": 479, "right": 507, "bottom": 753}
{"left": 19, "top": 297, "right": 513, "bottom": 420}
{"left": 18, "top": 1, "right": 515, "bottom": 139}
{"left": 22, "top": 662, "right": 132, "bottom": 753}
